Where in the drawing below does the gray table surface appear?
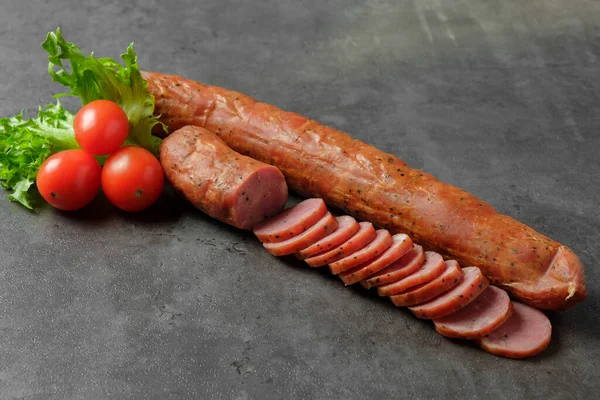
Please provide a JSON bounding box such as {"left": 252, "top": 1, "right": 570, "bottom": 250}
{"left": 1, "top": 0, "right": 599, "bottom": 399}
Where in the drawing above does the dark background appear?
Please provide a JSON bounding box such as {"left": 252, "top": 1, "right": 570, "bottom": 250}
{"left": 1, "top": 0, "right": 599, "bottom": 399}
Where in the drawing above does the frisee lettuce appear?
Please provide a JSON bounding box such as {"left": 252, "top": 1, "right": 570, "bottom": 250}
{"left": 0, "top": 28, "right": 163, "bottom": 209}
{"left": 0, "top": 101, "right": 77, "bottom": 208}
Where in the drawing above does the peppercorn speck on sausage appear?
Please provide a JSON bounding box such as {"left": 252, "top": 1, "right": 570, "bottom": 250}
{"left": 159, "top": 125, "right": 288, "bottom": 230}
{"left": 143, "top": 71, "right": 586, "bottom": 310}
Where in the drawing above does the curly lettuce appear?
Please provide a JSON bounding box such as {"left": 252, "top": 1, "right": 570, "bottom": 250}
{"left": 0, "top": 101, "right": 77, "bottom": 208}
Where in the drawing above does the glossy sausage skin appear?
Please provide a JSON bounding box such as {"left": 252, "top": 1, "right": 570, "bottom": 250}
{"left": 144, "top": 71, "right": 586, "bottom": 310}
{"left": 159, "top": 125, "right": 288, "bottom": 230}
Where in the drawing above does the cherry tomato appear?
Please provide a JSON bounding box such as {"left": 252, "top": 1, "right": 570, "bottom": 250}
{"left": 36, "top": 150, "right": 102, "bottom": 211}
{"left": 101, "top": 146, "right": 164, "bottom": 212}
{"left": 73, "top": 99, "right": 129, "bottom": 155}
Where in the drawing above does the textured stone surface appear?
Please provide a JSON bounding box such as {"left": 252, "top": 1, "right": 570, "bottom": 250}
{"left": 1, "top": 0, "right": 599, "bottom": 398}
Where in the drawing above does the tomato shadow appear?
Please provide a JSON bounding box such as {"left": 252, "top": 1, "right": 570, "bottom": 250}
{"left": 56, "top": 182, "right": 187, "bottom": 226}
{"left": 53, "top": 194, "right": 114, "bottom": 225}
{"left": 114, "top": 185, "right": 188, "bottom": 226}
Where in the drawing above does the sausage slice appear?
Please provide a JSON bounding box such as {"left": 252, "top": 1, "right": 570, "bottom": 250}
{"left": 296, "top": 216, "right": 360, "bottom": 260}
{"left": 305, "top": 222, "right": 376, "bottom": 267}
{"left": 254, "top": 198, "right": 327, "bottom": 243}
{"left": 160, "top": 125, "right": 288, "bottom": 230}
{"left": 339, "top": 234, "right": 413, "bottom": 285}
{"left": 361, "top": 245, "right": 425, "bottom": 288}
{"left": 433, "top": 285, "right": 513, "bottom": 339}
{"left": 477, "top": 302, "right": 551, "bottom": 359}
{"left": 376, "top": 252, "right": 445, "bottom": 297}
{"left": 263, "top": 213, "right": 338, "bottom": 256}
{"left": 409, "top": 267, "right": 489, "bottom": 319}
{"left": 329, "top": 230, "right": 393, "bottom": 274}
{"left": 389, "top": 260, "right": 463, "bottom": 307}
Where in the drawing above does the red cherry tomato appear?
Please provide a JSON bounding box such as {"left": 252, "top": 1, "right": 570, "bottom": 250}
{"left": 73, "top": 99, "right": 129, "bottom": 155}
{"left": 101, "top": 146, "right": 164, "bottom": 212}
{"left": 36, "top": 150, "right": 102, "bottom": 211}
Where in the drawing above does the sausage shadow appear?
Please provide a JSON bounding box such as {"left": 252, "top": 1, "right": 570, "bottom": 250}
{"left": 275, "top": 253, "right": 429, "bottom": 316}
{"left": 544, "top": 290, "right": 600, "bottom": 348}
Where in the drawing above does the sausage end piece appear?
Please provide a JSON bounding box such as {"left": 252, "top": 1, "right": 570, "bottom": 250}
{"left": 159, "top": 125, "right": 288, "bottom": 230}
{"left": 501, "top": 246, "right": 587, "bottom": 310}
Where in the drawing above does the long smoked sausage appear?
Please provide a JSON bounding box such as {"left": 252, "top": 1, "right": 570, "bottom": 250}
{"left": 143, "top": 71, "right": 586, "bottom": 310}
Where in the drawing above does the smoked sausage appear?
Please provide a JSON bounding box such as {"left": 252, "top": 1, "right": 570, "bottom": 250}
{"left": 144, "top": 71, "right": 586, "bottom": 310}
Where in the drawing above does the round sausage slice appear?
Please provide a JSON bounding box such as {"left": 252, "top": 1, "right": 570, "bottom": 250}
{"left": 409, "top": 267, "right": 489, "bottom": 319}
{"left": 296, "top": 216, "right": 360, "bottom": 260}
{"left": 305, "top": 222, "right": 376, "bottom": 267}
{"left": 389, "top": 260, "right": 463, "bottom": 307}
{"left": 339, "top": 234, "right": 413, "bottom": 285}
{"left": 329, "top": 230, "right": 393, "bottom": 274}
{"left": 433, "top": 285, "right": 513, "bottom": 340}
{"left": 160, "top": 125, "right": 288, "bottom": 230}
{"left": 254, "top": 198, "right": 327, "bottom": 243}
{"left": 361, "top": 245, "right": 425, "bottom": 289}
{"left": 477, "top": 302, "right": 552, "bottom": 359}
{"left": 376, "top": 252, "right": 445, "bottom": 297}
{"left": 263, "top": 213, "right": 338, "bottom": 256}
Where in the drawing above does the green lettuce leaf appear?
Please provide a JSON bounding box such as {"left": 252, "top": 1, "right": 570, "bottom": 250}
{"left": 42, "top": 27, "right": 164, "bottom": 154}
{"left": 0, "top": 101, "right": 78, "bottom": 208}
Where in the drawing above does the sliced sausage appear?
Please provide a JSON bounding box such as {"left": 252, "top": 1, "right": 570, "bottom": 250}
{"left": 376, "top": 252, "right": 445, "bottom": 297}
{"left": 339, "top": 234, "right": 413, "bottom": 285}
{"left": 329, "top": 230, "right": 393, "bottom": 275}
{"left": 254, "top": 198, "right": 327, "bottom": 243}
{"left": 305, "top": 222, "right": 376, "bottom": 267}
{"left": 296, "top": 216, "right": 360, "bottom": 260}
{"left": 433, "top": 285, "right": 513, "bottom": 340}
{"left": 362, "top": 245, "right": 425, "bottom": 289}
{"left": 477, "top": 302, "right": 551, "bottom": 359}
{"left": 409, "top": 267, "right": 489, "bottom": 319}
{"left": 263, "top": 213, "right": 338, "bottom": 256}
{"left": 159, "top": 125, "right": 288, "bottom": 230}
{"left": 389, "top": 260, "right": 463, "bottom": 307}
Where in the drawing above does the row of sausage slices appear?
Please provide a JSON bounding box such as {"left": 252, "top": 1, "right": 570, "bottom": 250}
{"left": 253, "top": 198, "right": 552, "bottom": 359}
